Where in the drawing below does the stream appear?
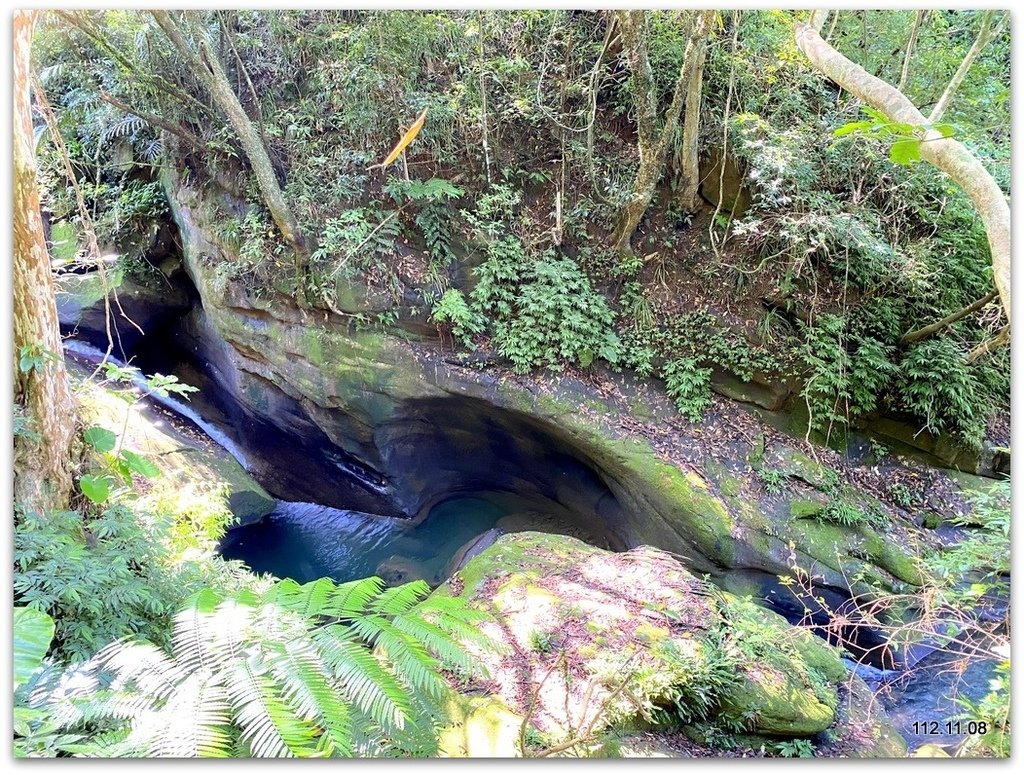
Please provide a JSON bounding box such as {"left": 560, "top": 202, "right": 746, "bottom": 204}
{"left": 62, "top": 334, "right": 999, "bottom": 752}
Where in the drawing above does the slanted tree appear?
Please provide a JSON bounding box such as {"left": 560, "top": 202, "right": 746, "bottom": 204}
{"left": 612, "top": 10, "right": 715, "bottom": 254}
{"left": 150, "top": 11, "right": 310, "bottom": 299}
{"left": 795, "top": 11, "right": 1011, "bottom": 345}
{"left": 13, "top": 9, "right": 77, "bottom": 513}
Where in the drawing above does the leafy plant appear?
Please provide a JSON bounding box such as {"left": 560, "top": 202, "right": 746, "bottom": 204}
{"left": 18, "top": 343, "right": 59, "bottom": 375}
{"left": 774, "top": 737, "right": 815, "bottom": 758}
{"left": 757, "top": 469, "right": 788, "bottom": 495}
{"left": 476, "top": 249, "right": 620, "bottom": 373}
{"left": 15, "top": 607, "right": 56, "bottom": 691}
{"left": 430, "top": 289, "right": 484, "bottom": 348}
{"left": 26, "top": 577, "right": 491, "bottom": 758}
{"left": 951, "top": 659, "right": 1010, "bottom": 758}
{"left": 663, "top": 357, "right": 712, "bottom": 422}
{"left": 833, "top": 106, "right": 955, "bottom": 166}
{"left": 813, "top": 499, "right": 887, "bottom": 529}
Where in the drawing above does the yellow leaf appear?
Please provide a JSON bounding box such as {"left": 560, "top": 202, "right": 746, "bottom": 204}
{"left": 378, "top": 107, "right": 428, "bottom": 168}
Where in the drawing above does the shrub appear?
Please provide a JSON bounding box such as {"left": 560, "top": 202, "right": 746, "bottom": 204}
{"left": 663, "top": 357, "right": 712, "bottom": 422}
{"left": 480, "top": 251, "right": 620, "bottom": 373}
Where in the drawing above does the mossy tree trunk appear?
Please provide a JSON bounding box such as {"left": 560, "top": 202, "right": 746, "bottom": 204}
{"left": 676, "top": 20, "right": 709, "bottom": 214}
{"left": 795, "top": 16, "right": 1011, "bottom": 332}
{"left": 14, "top": 9, "right": 77, "bottom": 513}
{"left": 151, "top": 11, "right": 309, "bottom": 300}
{"left": 613, "top": 10, "right": 714, "bottom": 255}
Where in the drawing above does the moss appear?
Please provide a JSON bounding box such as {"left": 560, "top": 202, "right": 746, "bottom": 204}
{"left": 789, "top": 498, "right": 827, "bottom": 519}
{"left": 770, "top": 447, "right": 838, "bottom": 491}
{"left": 704, "top": 459, "right": 743, "bottom": 498}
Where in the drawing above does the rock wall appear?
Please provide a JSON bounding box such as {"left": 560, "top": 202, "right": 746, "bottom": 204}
{"left": 159, "top": 166, "right": 929, "bottom": 648}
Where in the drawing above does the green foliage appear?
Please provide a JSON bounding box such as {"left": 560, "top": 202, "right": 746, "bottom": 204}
{"left": 774, "top": 737, "right": 815, "bottom": 758}
{"left": 757, "top": 469, "right": 788, "bottom": 495}
{"left": 653, "top": 633, "right": 741, "bottom": 726}
{"left": 25, "top": 578, "right": 491, "bottom": 758}
{"left": 896, "top": 338, "right": 989, "bottom": 447}
{"left": 662, "top": 357, "right": 712, "bottom": 422}
{"left": 798, "top": 315, "right": 898, "bottom": 439}
{"left": 18, "top": 344, "right": 59, "bottom": 375}
{"left": 813, "top": 499, "right": 887, "bottom": 530}
{"left": 833, "top": 106, "right": 955, "bottom": 166}
{"left": 14, "top": 607, "right": 56, "bottom": 691}
{"left": 491, "top": 253, "right": 620, "bottom": 373}
{"left": 430, "top": 289, "right": 484, "bottom": 348}
{"left": 622, "top": 312, "right": 778, "bottom": 422}
{"left": 931, "top": 482, "right": 1009, "bottom": 589}
{"left": 14, "top": 495, "right": 242, "bottom": 664}
{"left": 13, "top": 403, "right": 42, "bottom": 443}
{"left": 951, "top": 659, "right": 1010, "bottom": 758}
{"left": 83, "top": 426, "right": 117, "bottom": 453}
{"left": 78, "top": 474, "right": 112, "bottom": 505}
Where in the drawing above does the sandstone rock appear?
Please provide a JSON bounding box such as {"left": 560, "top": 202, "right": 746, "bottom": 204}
{"left": 428, "top": 532, "right": 869, "bottom": 744}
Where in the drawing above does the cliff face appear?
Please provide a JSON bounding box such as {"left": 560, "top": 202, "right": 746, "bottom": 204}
{"left": 155, "top": 164, "right": 933, "bottom": 649}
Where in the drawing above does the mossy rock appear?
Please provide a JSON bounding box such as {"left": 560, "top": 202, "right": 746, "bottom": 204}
{"left": 430, "top": 533, "right": 856, "bottom": 744}
{"left": 763, "top": 445, "right": 838, "bottom": 491}
{"left": 71, "top": 362, "right": 275, "bottom": 525}
{"left": 717, "top": 593, "right": 843, "bottom": 736}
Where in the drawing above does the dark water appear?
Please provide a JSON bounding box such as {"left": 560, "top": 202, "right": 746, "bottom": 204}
{"left": 850, "top": 650, "right": 1000, "bottom": 751}
{"left": 219, "top": 496, "right": 515, "bottom": 585}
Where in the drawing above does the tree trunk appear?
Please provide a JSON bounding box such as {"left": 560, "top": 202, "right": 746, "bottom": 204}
{"left": 897, "top": 10, "right": 924, "bottom": 92}
{"left": 795, "top": 19, "right": 1011, "bottom": 326}
{"left": 899, "top": 290, "right": 998, "bottom": 346}
{"left": 13, "top": 10, "right": 76, "bottom": 514}
{"left": 151, "top": 12, "right": 309, "bottom": 295}
{"left": 676, "top": 23, "right": 708, "bottom": 213}
{"left": 928, "top": 11, "right": 1002, "bottom": 123}
{"left": 613, "top": 10, "right": 713, "bottom": 254}
{"left": 965, "top": 325, "right": 1009, "bottom": 363}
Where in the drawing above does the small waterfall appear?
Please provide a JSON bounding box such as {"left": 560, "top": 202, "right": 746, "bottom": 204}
{"left": 63, "top": 338, "right": 251, "bottom": 470}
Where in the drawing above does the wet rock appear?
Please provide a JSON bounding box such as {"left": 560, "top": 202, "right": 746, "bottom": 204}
{"left": 375, "top": 554, "right": 432, "bottom": 586}
{"left": 442, "top": 527, "right": 504, "bottom": 581}
{"left": 56, "top": 265, "right": 191, "bottom": 358}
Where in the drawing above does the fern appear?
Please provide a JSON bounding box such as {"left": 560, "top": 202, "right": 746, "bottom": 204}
{"left": 26, "top": 577, "right": 492, "bottom": 758}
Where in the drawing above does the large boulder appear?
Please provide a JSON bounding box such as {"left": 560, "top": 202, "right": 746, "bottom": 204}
{"left": 427, "top": 532, "right": 864, "bottom": 746}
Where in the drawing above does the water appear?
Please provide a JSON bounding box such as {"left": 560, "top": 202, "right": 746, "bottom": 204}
{"left": 64, "top": 339, "right": 251, "bottom": 469}
{"left": 220, "top": 496, "right": 518, "bottom": 586}
{"left": 847, "top": 650, "right": 1000, "bottom": 752}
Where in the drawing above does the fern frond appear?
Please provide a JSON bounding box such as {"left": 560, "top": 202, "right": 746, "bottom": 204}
{"left": 266, "top": 636, "right": 353, "bottom": 756}
{"left": 347, "top": 615, "right": 448, "bottom": 699}
{"left": 368, "top": 579, "right": 431, "bottom": 617}
{"left": 312, "top": 626, "right": 413, "bottom": 733}
{"left": 326, "top": 576, "right": 386, "bottom": 619}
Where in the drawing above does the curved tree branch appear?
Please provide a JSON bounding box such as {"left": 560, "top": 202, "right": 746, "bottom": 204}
{"left": 794, "top": 19, "right": 1010, "bottom": 327}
